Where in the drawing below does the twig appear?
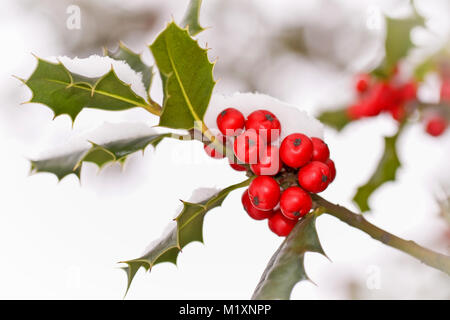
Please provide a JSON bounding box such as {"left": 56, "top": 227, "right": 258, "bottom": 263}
{"left": 312, "top": 194, "right": 450, "bottom": 275}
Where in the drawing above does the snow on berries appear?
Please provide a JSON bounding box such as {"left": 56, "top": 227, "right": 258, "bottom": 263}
{"left": 205, "top": 94, "right": 335, "bottom": 237}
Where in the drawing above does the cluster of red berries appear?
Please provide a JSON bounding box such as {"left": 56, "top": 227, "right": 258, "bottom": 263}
{"left": 348, "top": 73, "right": 417, "bottom": 122}
{"left": 204, "top": 107, "right": 336, "bottom": 237}
{"left": 348, "top": 73, "right": 448, "bottom": 137}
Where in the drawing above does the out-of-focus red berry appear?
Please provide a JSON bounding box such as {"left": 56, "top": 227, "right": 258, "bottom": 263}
{"left": 441, "top": 79, "right": 450, "bottom": 102}
{"left": 400, "top": 81, "right": 417, "bottom": 102}
{"left": 425, "top": 116, "right": 447, "bottom": 137}
{"left": 355, "top": 74, "right": 371, "bottom": 93}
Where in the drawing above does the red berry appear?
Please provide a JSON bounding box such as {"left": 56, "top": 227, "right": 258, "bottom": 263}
{"left": 233, "top": 130, "right": 264, "bottom": 164}
{"left": 245, "top": 110, "right": 281, "bottom": 143}
{"left": 241, "top": 189, "right": 274, "bottom": 220}
{"left": 441, "top": 79, "right": 450, "bottom": 102}
{"left": 311, "top": 137, "right": 330, "bottom": 162}
{"left": 298, "top": 161, "right": 330, "bottom": 193}
{"left": 280, "top": 187, "right": 312, "bottom": 220}
{"left": 203, "top": 135, "right": 227, "bottom": 159}
{"left": 400, "top": 81, "right": 417, "bottom": 102}
{"left": 355, "top": 74, "right": 370, "bottom": 93}
{"left": 248, "top": 176, "right": 280, "bottom": 211}
{"left": 347, "top": 103, "right": 365, "bottom": 120}
{"left": 268, "top": 210, "right": 297, "bottom": 236}
{"left": 251, "top": 145, "right": 282, "bottom": 176}
{"left": 425, "top": 116, "right": 447, "bottom": 137}
{"left": 388, "top": 104, "right": 406, "bottom": 122}
{"left": 325, "top": 159, "right": 336, "bottom": 183}
{"left": 280, "top": 133, "right": 313, "bottom": 168}
{"left": 229, "top": 162, "right": 247, "bottom": 171}
{"left": 217, "top": 108, "right": 245, "bottom": 136}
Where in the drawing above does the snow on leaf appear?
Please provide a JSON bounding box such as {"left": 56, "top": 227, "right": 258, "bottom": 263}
{"left": 30, "top": 123, "right": 170, "bottom": 181}
{"left": 104, "top": 43, "right": 154, "bottom": 95}
{"left": 121, "top": 178, "right": 252, "bottom": 295}
{"left": 21, "top": 55, "right": 150, "bottom": 123}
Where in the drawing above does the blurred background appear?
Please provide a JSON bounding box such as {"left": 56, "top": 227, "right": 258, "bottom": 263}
{"left": 0, "top": 0, "right": 449, "bottom": 299}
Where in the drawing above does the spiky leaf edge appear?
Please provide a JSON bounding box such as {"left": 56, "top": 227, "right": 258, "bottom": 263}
{"left": 120, "top": 178, "right": 253, "bottom": 295}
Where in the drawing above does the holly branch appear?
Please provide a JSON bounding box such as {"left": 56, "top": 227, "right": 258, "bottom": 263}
{"left": 312, "top": 194, "right": 450, "bottom": 275}
{"left": 18, "top": 0, "right": 450, "bottom": 300}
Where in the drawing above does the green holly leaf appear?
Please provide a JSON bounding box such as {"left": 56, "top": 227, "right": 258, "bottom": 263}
{"left": 353, "top": 133, "right": 401, "bottom": 212}
{"left": 121, "top": 178, "right": 252, "bottom": 295}
{"left": 22, "top": 57, "right": 150, "bottom": 122}
{"left": 181, "top": 0, "right": 205, "bottom": 36}
{"left": 252, "top": 213, "right": 325, "bottom": 300}
{"left": 150, "top": 22, "right": 215, "bottom": 130}
{"left": 30, "top": 132, "right": 170, "bottom": 181}
{"left": 373, "top": 12, "right": 425, "bottom": 78}
{"left": 104, "top": 42, "right": 153, "bottom": 95}
{"left": 317, "top": 108, "right": 352, "bottom": 131}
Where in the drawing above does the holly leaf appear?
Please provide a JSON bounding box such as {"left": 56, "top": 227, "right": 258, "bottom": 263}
{"left": 252, "top": 213, "right": 325, "bottom": 300}
{"left": 22, "top": 57, "right": 150, "bottom": 122}
{"left": 181, "top": 0, "right": 205, "bottom": 36}
{"left": 373, "top": 13, "right": 425, "bottom": 78}
{"left": 104, "top": 42, "right": 153, "bottom": 95}
{"left": 30, "top": 132, "right": 170, "bottom": 181}
{"left": 121, "top": 178, "right": 252, "bottom": 295}
{"left": 353, "top": 133, "right": 401, "bottom": 212}
{"left": 317, "top": 108, "right": 352, "bottom": 131}
{"left": 150, "top": 22, "right": 215, "bottom": 130}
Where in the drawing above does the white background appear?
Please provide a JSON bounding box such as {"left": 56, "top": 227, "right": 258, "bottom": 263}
{"left": 0, "top": 0, "right": 449, "bottom": 299}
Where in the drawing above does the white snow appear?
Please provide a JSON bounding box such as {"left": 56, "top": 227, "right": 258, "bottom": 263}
{"left": 35, "top": 122, "right": 163, "bottom": 159}
{"left": 205, "top": 92, "right": 324, "bottom": 140}
{"left": 45, "top": 55, "right": 148, "bottom": 100}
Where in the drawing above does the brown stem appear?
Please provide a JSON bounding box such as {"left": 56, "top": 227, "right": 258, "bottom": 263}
{"left": 312, "top": 194, "right": 450, "bottom": 275}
